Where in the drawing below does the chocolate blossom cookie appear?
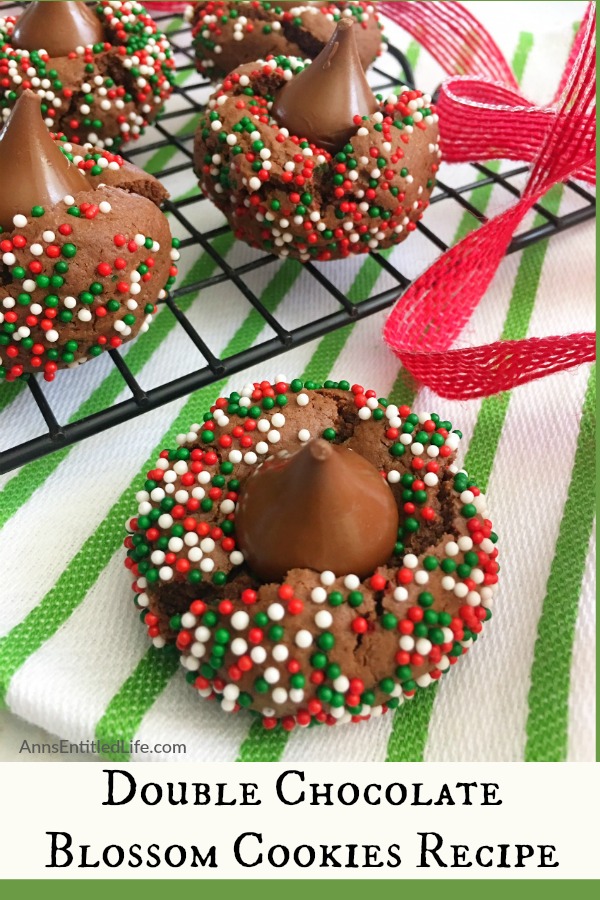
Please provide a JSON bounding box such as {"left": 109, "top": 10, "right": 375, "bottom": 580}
{"left": 194, "top": 19, "right": 440, "bottom": 262}
{"left": 0, "top": 1, "right": 175, "bottom": 149}
{"left": 188, "top": 1, "right": 384, "bottom": 80}
{"left": 0, "top": 91, "right": 178, "bottom": 383}
{"left": 125, "top": 379, "right": 499, "bottom": 732}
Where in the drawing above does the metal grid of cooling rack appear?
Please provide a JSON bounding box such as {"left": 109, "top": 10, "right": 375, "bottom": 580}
{"left": 0, "top": 8, "right": 596, "bottom": 474}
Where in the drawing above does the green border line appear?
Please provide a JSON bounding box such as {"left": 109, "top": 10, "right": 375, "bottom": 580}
{"left": 0, "top": 882, "right": 598, "bottom": 898}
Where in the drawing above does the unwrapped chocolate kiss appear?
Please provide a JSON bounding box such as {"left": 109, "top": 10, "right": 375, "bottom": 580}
{"left": 11, "top": 1, "right": 104, "bottom": 58}
{"left": 271, "top": 18, "right": 378, "bottom": 154}
{"left": 235, "top": 438, "right": 399, "bottom": 582}
{"left": 0, "top": 90, "right": 89, "bottom": 232}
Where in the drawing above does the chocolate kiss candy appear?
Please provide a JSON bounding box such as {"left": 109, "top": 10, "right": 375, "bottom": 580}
{"left": 0, "top": 90, "right": 90, "bottom": 232}
{"left": 235, "top": 438, "right": 399, "bottom": 582}
{"left": 271, "top": 18, "right": 378, "bottom": 154}
{"left": 11, "top": 1, "right": 104, "bottom": 58}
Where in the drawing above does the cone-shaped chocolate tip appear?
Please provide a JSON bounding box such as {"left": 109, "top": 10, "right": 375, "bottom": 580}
{"left": 12, "top": 1, "right": 104, "bottom": 58}
{"left": 0, "top": 91, "right": 90, "bottom": 232}
{"left": 271, "top": 18, "right": 378, "bottom": 154}
{"left": 235, "top": 439, "right": 399, "bottom": 582}
{"left": 307, "top": 437, "right": 334, "bottom": 461}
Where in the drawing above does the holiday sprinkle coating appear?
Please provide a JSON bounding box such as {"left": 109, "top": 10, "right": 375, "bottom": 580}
{"left": 0, "top": 137, "right": 179, "bottom": 382}
{"left": 194, "top": 54, "right": 441, "bottom": 262}
{"left": 125, "top": 379, "right": 499, "bottom": 732}
{"left": 189, "top": 1, "right": 385, "bottom": 79}
{"left": 0, "top": 1, "right": 175, "bottom": 149}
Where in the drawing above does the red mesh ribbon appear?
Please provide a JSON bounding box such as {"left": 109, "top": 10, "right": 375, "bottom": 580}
{"left": 379, "top": 0, "right": 519, "bottom": 86}
{"left": 434, "top": 77, "right": 596, "bottom": 184}
{"left": 380, "top": 1, "right": 596, "bottom": 399}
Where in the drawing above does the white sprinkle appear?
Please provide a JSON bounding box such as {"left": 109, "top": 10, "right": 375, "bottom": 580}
{"left": 344, "top": 574, "right": 360, "bottom": 590}
{"left": 267, "top": 602, "right": 285, "bottom": 621}
{"left": 195, "top": 626, "right": 211, "bottom": 643}
{"left": 231, "top": 638, "right": 248, "bottom": 656}
{"left": 272, "top": 644, "right": 289, "bottom": 662}
{"left": 415, "top": 638, "right": 432, "bottom": 656}
{"left": 231, "top": 611, "right": 249, "bottom": 631}
{"left": 333, "top": 676, "right": 350, "bottom": 694}
{"left": 272, "top": 687, "right": 288, "bottom": 705}
{"left": 315, "top": 610, "right": 333, "bottom": 629}
{"left": 264, "top": 666, "right": 280, "bottom": 684}
{"left": 295, "top": 630, "right": 313, "bottom": 649}
{"left": 466, "top": 591, "right": 481, "bottom": 607}
{"left": 251, "top": 646, "right": 267, "bottom": 664}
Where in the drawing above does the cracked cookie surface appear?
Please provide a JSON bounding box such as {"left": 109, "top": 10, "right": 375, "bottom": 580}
{"left": 194, "top": 55, "right": 440, "bottom": 262}
{"left": 189, "top": 1, "right": 384, "bottom": 80}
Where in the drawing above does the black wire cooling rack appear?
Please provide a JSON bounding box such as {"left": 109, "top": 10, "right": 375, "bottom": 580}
{"left": 0, "top": 8, "right": 596, "bottom": 474}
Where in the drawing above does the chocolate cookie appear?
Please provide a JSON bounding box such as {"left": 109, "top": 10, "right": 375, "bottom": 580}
{"left": 125, "top": 378, "right": 499, "bottom": 732}
{"left": 188, "top": 1, "right": 384, "bottom": 80}
{"left": 194, "top": 19, "right": 440, "bottom": 262}
{"left": 0, "top": 1, "right": 175, "bottom": 150}
{"left": 0, "top": 91, "right": 178, "bottom": 384}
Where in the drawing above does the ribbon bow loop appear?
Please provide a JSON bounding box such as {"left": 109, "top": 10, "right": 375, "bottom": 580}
{"left": 380, "top": 1, "right": 596, "bottom": 399}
